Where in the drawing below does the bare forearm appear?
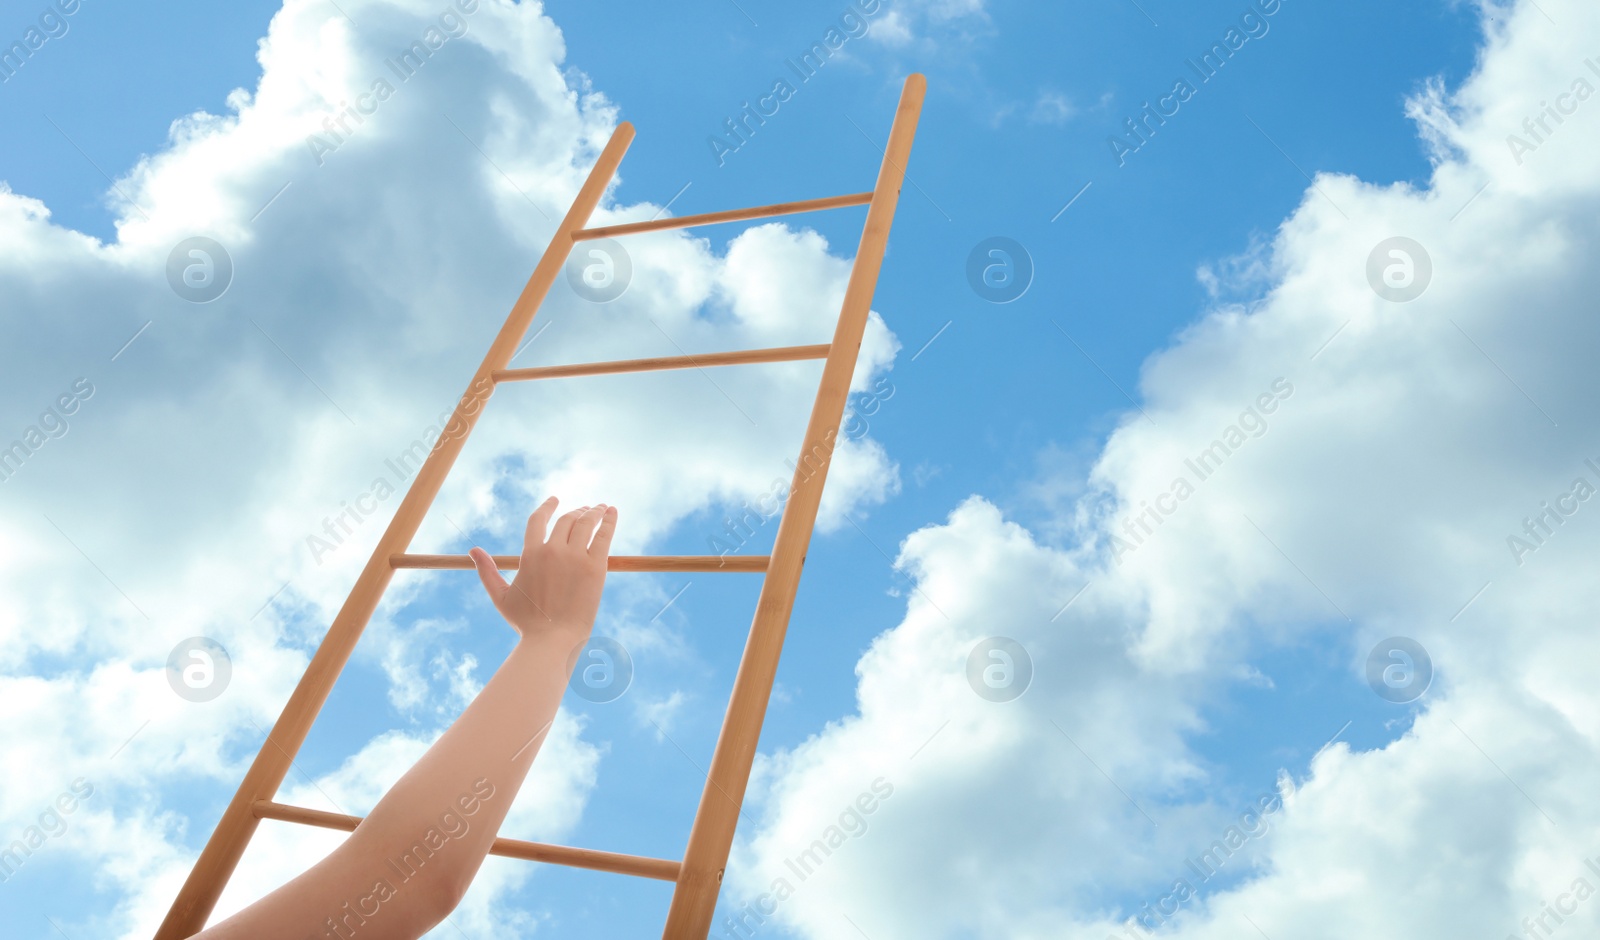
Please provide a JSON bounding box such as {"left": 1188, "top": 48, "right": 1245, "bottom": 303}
{"left": 352, "top": 627, "right": 584, "bottom": 877}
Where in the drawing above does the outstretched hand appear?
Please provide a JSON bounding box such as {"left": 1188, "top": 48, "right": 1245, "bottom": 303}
{"left": 468, "top": 497, "right": 616, "bottom": 642}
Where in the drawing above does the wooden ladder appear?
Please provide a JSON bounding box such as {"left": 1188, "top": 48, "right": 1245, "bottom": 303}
{"left": 154, "top": 72, "right": 925, "bottom": 940}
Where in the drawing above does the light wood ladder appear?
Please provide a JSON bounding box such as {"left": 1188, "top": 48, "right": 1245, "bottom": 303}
{"left": 154, "top": 72, "right": 925, "bottom": 940}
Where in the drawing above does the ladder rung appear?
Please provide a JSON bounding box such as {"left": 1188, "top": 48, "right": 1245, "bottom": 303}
{"left": 573, "top": 192, "right": 873, "bottom": 241}
{"left": 494, "top": 343, "right": 829, "bottom": 383}
{"left": 391, "top": 553, "right": 769, "bottom": 573}
{"left": 251, "top": 800, "right": 681, "bottom": 882}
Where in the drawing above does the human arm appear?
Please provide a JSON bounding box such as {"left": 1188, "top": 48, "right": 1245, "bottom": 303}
{"left": 193, "top": 498, "right": 615, "bottom": 939}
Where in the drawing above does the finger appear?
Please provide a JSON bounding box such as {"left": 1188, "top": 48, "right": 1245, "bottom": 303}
{"left": 571, "top": 503, "right": 607, "bottom": 547}
{"left": 524, "top": 496, "right": 559, "bottom": 551}
{"left": 469, "top": 547, "right": 509, "bottom": 605}
{"left": 550, "top": 506, "right": 586, "bottom": 545}
{"left": 588, "top": 505, "right": 618, "bottom": 559}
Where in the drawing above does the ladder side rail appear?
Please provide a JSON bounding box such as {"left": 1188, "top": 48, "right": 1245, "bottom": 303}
{"left": 661, "top": 74, "right": 926, "bottom": 938}
{"left": 152, "top": 122, "right": 637, "bottom": 940}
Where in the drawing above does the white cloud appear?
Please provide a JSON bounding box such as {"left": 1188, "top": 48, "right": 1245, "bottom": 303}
{"left": 1029, "top": 90, "right": 1078, "bottom": 125}
{"left": 728, "top": 0, "right": 1600, "bottom": 937}
{"left": 637, "top": 690, "right": 687, "bottom": 739}
{"left": 865, "top": 0, "right": 989, "bottom": 48}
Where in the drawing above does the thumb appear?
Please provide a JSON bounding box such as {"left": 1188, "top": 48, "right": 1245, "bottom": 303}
{"left": 469, "top": 547, "right": 509, "bottom": 606}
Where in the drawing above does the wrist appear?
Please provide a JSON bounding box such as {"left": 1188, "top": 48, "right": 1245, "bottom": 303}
{"left": 516, "top": 621, "right": 592, "bottom": 653}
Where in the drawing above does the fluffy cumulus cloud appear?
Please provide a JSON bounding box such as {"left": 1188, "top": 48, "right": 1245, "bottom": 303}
{"left": 727, "top": 1, "right": 1600, "bottom": 938}
{"left": 0, "top": 0, "right": 901, "bottom": 935}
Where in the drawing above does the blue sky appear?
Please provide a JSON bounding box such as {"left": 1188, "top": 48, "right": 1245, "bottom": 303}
{"left": 8, "top": 1, "right": 1600, "bottom": 938}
